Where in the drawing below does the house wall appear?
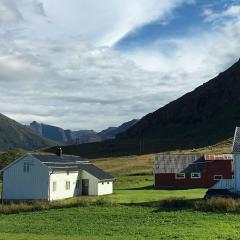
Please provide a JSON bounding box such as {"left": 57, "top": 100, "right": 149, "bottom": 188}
{"left": 234, "top": 154, "right": 240, "bottom": 191}
{"left": 98, "top": 181, "right": 113, "bottom": 195}
{"left": 3, "top": 155, "right": 49, "bottom": 200}
{"left": 155, "top": 160, "right": 233, "bottom": 188}
{"left": 81, "top": 170, "right": 99, "bottom": 195}
{"left": 49, "top": 171, "right": 81, "bottom": 201}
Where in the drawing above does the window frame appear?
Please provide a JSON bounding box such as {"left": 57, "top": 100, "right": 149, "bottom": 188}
{"left": 53, "top": 181, "right": 57, "bottom": 192}
{"left": 65, "top": 181, "right": 71, "bottom": 190}
{"left": 175, "top": 173, "right": 185, "bottom": 179}
{"left": 214, "top": 175, "right": 223, "bottom": 180}
{"left": 191, "top": 172, "right": 201, "bottom": 179}
{"left": 23, "top": 162, "right": 30, "bottom": 173}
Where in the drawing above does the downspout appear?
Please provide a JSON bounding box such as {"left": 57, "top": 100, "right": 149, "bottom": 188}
{"left": 48, "top": 170, "right": 53, "bottom": 201}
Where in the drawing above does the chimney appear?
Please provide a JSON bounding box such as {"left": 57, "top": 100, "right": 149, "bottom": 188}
{"left": 56, "top": 147, "right": 63, "bottom": 158}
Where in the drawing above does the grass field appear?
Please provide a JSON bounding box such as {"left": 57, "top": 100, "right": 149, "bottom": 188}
{"left": 1, "top": 149, "right": 240, "bottom": 240}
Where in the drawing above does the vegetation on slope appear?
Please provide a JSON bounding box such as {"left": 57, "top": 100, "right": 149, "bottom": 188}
{"left": 0, "top": 114, "right": 55, "bottom": 151}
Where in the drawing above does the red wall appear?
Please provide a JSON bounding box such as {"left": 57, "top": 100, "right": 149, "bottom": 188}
{"left": 154, "top": 160, "right": 233, "bottom": 188}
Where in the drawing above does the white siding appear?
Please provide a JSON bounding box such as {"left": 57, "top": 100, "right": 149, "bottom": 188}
{"left": 49, "top": 171, "right": 81, "bottom": 200}
{"left": 81, "top": 170, "right": 99, "bottom": 195}
{"left": 98, "top": 181, "right": 113, "bottom": 195}
{"left": 3, "top": 155, "right": 49, "bottom": 200}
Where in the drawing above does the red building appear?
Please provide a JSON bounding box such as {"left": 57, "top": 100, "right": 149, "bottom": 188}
{"left": 153, "top": 154, "right": 233, "bottom": 189}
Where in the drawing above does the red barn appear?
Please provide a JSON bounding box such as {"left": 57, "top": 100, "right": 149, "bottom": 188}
{"left": 153, "top": 154, "right": 233, "bottom": 189}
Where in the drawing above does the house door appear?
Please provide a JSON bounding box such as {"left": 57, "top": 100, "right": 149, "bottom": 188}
{"left": 82, "top": 179, "right": 89, "bottom": 195}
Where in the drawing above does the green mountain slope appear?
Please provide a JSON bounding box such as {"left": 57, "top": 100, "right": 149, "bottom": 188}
{"left": 0, "top": 113, "right": 55, "bottom": 151}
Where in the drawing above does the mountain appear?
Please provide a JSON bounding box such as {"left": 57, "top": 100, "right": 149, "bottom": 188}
{"left": 47, "top": 59, "right": 240, "bottom": 158}
{"left": 30, "top": 121, "right": 100, "bottom": 144}
{"left": 98, "top": 119, "right": 138, "bottom": 140}
{"left": 0, "top": 114, "right": 55, "bottom": 151}
{"left": 30, "top": 119, "right": 138, "bottom": 144}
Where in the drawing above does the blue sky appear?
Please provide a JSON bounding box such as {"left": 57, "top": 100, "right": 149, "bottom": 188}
{"left": 116, "top": 0, "right": 240, "bottom": 49}
{"left": 0, "top": 0, "right": 240, "bottom": 130}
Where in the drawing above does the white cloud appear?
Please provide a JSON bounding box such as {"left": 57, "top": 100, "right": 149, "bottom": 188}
{"left": 203, "top": 4, "right": 240, "bottom": 23}
{"left": 0, "top": 0, "right": 193, "bottom": 47}
{"left": 0, "top": 0, "right": 22, "bottom": 23}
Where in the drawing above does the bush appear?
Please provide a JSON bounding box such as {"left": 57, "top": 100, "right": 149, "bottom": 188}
{"left": 0, "top": 197, "right": 117, "bottom": 215}
{"left": 195, "top": 198, "right": 239, "bottom": 213}
{"left": 93, "top": 198, "right": 116, "bottom": 207}
{"left": 159, "top": 197, "right": 194, "bottom": 209}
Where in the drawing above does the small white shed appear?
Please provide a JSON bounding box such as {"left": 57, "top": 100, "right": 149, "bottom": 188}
{"left": 0, "top": 151, "right": 114, "bottom": 201}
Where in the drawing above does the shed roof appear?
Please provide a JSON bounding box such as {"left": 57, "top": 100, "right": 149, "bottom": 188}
{"left": 232, "top": 127, "right": 240, "bottom": 153}
{"left": 32, "top": 154, "right": 114, "bottom": 180}
{"left": 153, "top": 154, "right": 204, "bottom": 174}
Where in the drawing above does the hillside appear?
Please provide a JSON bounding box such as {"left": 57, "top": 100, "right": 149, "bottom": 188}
{"left": 47, "top": 59, "right": 240, "bottom": 157}
{"left": 0, "top": 114, "right": 55, "bottom": 151}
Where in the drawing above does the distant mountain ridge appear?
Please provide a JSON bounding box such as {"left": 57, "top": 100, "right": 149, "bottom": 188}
{"left": 0, "top": 114, "right": 55, "bottom": 151}
{"left": 47, "top": 58, "right": 240, "bottom": 158}
{"left": 30, "top": 119, "right": 138, "bottom": 144}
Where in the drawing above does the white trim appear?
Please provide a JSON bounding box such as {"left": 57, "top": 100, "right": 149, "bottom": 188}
{"left": 214, "top": 175, "right": 223, "bottom": 180}
{"left": 191, "top": 172, "right": 201, "bottom": 179}
{"left": 175, "top": 173, "right": 185, "bottom": 179}
{"left": 232, "top": 127, "right": 239, "bottom": 153}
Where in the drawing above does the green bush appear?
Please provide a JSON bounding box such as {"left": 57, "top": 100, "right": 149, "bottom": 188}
{"left": 194, "top": 198, "right": 239, "bottom": 213}
{"left": 0, "top": 197, "right": 117, "bottom": 215}
{"left": 159, "top": 197, "right": 194, "bottom": 209}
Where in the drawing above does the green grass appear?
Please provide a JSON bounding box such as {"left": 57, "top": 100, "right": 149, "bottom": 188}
{"left": 1, "top": 205, "right": 240, "bottom": 240}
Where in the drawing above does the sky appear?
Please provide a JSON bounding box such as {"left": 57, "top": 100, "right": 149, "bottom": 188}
{"left": 0, "top": 0, "right": 240, "bottom": 131}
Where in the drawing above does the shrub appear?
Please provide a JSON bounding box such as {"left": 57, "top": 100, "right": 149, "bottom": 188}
{"left": 195, "top": 198, "right": 239, "bottom": 213}
{"left": 93, "top": 198, "right": 116, "bottom": 207}
{"left": 159, "top": 197, "right": 194, "bottom": 209}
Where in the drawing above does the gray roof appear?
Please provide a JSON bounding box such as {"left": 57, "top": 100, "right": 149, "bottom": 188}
{"left": 232, "top": 127, "right": 240, "bottom": 153}
{"left": 153, "top": 154, "right": 204, "bottom": 174}
{"left": 32, "top": 154, "right": 114, "bottom": 180}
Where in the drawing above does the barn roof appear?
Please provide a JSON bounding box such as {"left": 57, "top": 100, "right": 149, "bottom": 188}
{"left": 153, "top": 154, "right": 204, "bottom": 174}
{"left": 232, "top": 127, "right": 240, "bottom": 153}
{"left": 32, "top": 154, "right": 114, "bottom": 180}
{"left": 204, "top": 154, "right": 232, "bottom": 160}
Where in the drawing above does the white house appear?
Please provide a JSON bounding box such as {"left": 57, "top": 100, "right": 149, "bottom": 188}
{"left": 211, "top": 127, "right": 240, "bottom": 191}
{"left": 0, "top": 149, "right": 114, "bottom": 201}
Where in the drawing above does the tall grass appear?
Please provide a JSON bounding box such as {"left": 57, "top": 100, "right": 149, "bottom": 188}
{"left": 157, "top": 197, "right": 240, "bottom": 213}
{"left": 0, "top": 197, "right": 117, "bottom": 215}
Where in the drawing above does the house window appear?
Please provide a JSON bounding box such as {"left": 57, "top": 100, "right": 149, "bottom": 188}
{"left": 102, "top": 182, "right": 104, "bottom": 185}
{"left": 76, "top": 180, "right": 80, "bottom": 189}
{"left": 214, "top": 175, "right": 223, "bottom": 180}
{"left": 23, "top": 162, "right": 30, "bottom": 173}
{"left": 175, "top": 173, "right": 185, "bottom": 179}
{"left": 107, "top": 181, "right": 109, "bottom": 184}
{"left": 66, "top": 181, "right": 70, "bottom": 190}
{"left": 191, "top": 173, "right": 201, "bottom": 179}
{"left": 53, "top": 181, "right": 57, "bottom": 192}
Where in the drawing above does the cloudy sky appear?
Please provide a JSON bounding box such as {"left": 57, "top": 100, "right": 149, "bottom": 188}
{"left": 0, "top": 0, "right": 240, "bottom": 131}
